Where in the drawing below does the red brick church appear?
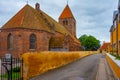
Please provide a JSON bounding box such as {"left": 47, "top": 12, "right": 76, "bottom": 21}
{"left": 0, "top": 3, "right": 82, "bottom": 57}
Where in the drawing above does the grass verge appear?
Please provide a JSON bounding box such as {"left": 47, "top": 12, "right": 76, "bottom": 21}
{"left": 0, "top": 72, "right": 20, "bottom": 80}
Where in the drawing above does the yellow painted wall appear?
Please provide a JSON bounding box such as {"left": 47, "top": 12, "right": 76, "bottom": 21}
{"left": 113, "top": 28, "right": 116, "bottom": 44}
{"left": 118, "top": 22, "right": 120, "bottom": 40}
{"left": 110, "top": 32, "right": 113, "bottom": 45}
{"left": 106, "top": 55, "right": 120, "bottom": 78}
{"left": 107, "top": 44, "right": 112, "bottom": 53}
{"left": 111, "top": 28, "right": 117, "bottom": 53}
{"left": 22, "top": 51, "right": 97, "bottom": 79}
{"left": 118, "top": 22, "right": 120, "bottom": 55}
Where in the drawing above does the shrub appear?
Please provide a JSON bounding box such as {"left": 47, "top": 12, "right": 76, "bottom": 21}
{"left": 116, "top": 55, "right": 120, "bottom": 60}
{"left": 12, "top": 67, "right": 20, "bottom": 73}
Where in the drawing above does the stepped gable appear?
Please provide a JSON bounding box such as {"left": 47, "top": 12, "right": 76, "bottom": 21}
{"left": 59, "top": 4, "right": 75, "bottom": 19}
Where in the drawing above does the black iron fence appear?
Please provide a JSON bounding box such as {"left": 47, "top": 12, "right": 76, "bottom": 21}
{"left": 0, "top": 57, "right": 23, "bottom": 80}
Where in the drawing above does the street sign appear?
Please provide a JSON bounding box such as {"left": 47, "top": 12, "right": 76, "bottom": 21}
{"left": 5, "top": 54, "right": 11, "bottom": 59}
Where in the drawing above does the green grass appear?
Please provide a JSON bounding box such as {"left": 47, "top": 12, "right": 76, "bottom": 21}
{"left": 116, "top": 55, "right": 120, "bottom": 60}
{"left": 0, "top": 72, "right": 20, "bottom": 80}
{"left": 110, "top": 53, "right": 120, "bottom": 60}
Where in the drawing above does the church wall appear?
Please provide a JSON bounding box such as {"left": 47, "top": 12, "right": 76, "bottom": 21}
{"left": 0, "top": 29, "right": 52, "bottom": 58}
{"left": 63, "top": 35, "right": 81, "bottom": 51}
{"left": 49, "top": 32, "right": 65, "bottom": 50}
{"left": 59, "top": 18, "right": 76, "bottom": 37}
{"left": 0, "top": 29, "right": 23, "bottom": 57}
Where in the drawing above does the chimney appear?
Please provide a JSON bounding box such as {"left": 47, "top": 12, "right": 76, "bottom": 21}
{"left": 35, "top": 3, "right": 40, "bottom": 11}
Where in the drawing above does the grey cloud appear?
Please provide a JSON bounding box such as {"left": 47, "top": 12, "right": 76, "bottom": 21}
{"left": 0, "top": 0, "right": 118, "bottom": 42}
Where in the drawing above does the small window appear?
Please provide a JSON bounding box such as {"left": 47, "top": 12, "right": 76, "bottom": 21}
{"left": 63, "top": 20, "right": 68, "bottom": 25}
{"left": 30, "top": 34, "right": 36, "bottom": 49}
{"left": 8, "top": 34, "right": 13, "bottom": 49}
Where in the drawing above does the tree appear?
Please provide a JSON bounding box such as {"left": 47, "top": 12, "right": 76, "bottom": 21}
{"left": 78, "top": 34, "right": 100, "bottom": 51}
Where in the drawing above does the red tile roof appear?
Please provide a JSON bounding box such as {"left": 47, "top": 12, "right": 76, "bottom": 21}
{"left": 99, "top": 42, "right": 110, "bottom": 50}
{"left": 59, "top": 4, "right": 75, "bottom": 19}
{"left": 1, "top": 4, "right": 80, "bottom": 44}
{"left": 2, "top": 4, "right": 52, "bottom": 32}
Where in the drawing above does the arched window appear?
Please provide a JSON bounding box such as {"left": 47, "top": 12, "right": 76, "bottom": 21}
{"left": 30, "top": 34, "right": 36, "bottom": 49}
{"left": 8, "top": 34, "right": 13, "bottom": 49}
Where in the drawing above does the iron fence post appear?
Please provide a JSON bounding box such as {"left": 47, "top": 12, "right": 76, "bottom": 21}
{"left": 10, "top": 56, "right": 12, "bottom": 80}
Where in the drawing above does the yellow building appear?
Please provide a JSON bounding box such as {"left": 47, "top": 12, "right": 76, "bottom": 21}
{"left": 107, "top": 43, "right": 111, "bottom": 53}
{"left": 110, "top": 10, "right": 120, "bottom": 55}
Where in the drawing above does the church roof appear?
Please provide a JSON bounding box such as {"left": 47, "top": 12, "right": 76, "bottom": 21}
{"left": 42, "top": 11, "right": 79, "bottom": 44}
{"left": 1, "top": 4, "right": 80, "bottom": 44}
{"left": 1, "top": 4, "right": 52, "bottom": 32}
{"left": 99, "top": 42, "right": 110, "bottom": 50}
{"left": 59, "top": 4, "right": 75, "bottom": 19}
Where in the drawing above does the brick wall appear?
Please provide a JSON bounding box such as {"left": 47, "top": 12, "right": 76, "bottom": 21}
{"left": 59, "top": 18, "right": 76, "bottom": 37}
{"left": 0, "top": 29, "right": 52, "bottom": 58}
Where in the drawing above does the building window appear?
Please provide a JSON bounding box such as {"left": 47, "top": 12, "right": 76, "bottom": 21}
{"left": 63, "top": 20, "right": 68, "bottom": 25}
{"left": 8, "top": 34, "right": 13, "bottom": 49}
{"left": 113, "top": 43, "right": 116, "bottom": 48}
{"left": 114, "top": 20, "right": 117, "bottom": 28}
{"left": 30, "top": 34, "right": 36, "bottom": 49}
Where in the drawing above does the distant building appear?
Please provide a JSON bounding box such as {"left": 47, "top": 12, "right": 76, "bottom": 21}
{"left": 99, "top": 42, "right": 110, "bottom": 53}
{"left": 0, "top": 3, "right": 82, "bottom": 57}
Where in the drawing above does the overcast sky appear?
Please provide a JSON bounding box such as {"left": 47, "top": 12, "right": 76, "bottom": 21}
{"left": 0, "top": 0, "right": 118, "bottom": 43}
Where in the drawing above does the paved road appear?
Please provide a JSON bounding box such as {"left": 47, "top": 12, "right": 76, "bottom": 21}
{"left": 30, "top": 54, "right": 104, "bottom": 80}
{"left": 96, "top": 55, "right": 116, "bottom": 80}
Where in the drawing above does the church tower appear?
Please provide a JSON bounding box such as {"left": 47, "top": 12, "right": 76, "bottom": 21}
{"left": 59, "top": 4, "right": 76, "bottom": 37}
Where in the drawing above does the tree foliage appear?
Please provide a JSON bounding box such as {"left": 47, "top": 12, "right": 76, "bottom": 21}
{"left": 78, "top": 34, "right": 100, "bottom": 51}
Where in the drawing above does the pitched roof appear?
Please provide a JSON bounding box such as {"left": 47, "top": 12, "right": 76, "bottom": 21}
{"left": 59, "top": 4, "right": 75, "bottom": 19}
{"left": 42, "top": 10, "right": 80, "bottom": 44}
{"left": 1, "top": 4, "right": 52, "bottom": 32}
{"left": 1, "top": 4, "right": 80, "bottom": 44}
{"left": 99, "top": 42, "right": 110, "bottom": 50}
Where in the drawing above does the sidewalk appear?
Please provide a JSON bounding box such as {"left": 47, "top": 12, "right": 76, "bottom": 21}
{"left": 96, "top": 56, "right": 116, "bottom": 80}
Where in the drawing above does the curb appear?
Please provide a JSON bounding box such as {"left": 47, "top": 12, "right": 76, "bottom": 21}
{"left": 106, "top": 55, "right": 120, "bottom": 80}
